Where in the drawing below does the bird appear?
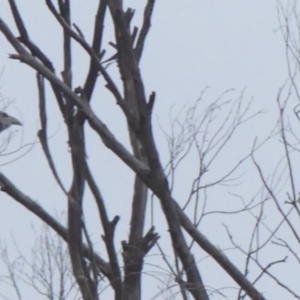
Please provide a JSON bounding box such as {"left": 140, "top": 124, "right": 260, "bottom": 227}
{"left": 0, "top": 111, "right": 22, "bottom": 132}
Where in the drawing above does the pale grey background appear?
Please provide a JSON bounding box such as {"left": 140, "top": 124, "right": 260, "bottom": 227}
{"left": 0, "top": 1, "right": 294, "bottom": 299}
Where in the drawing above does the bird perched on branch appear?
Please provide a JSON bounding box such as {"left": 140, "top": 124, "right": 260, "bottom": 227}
{"left": 0, "top": 111, "right": 22, "bottom": 132}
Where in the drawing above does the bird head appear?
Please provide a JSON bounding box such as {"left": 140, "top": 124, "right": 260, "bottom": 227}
{"left": 0, "top": 111, "right": 22, "bottom": 132}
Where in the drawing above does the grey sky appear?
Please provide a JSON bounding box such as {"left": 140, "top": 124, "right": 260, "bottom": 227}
{"left": 0, "top": 1, "right": 294, "bottom": 299}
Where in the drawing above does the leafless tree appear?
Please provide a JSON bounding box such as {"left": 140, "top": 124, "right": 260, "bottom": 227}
{"left": 0, "top": 225, "right": 78, "bottom": 300}
{"left": 0, "top": 1, "right": 299, "bottom": 300}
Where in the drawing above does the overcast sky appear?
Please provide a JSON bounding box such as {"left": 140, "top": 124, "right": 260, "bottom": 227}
{"left": 0, "top": 1, "right": 296, "bottom": 299}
